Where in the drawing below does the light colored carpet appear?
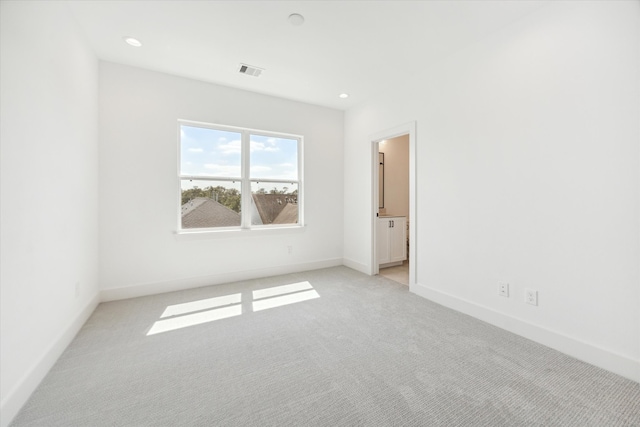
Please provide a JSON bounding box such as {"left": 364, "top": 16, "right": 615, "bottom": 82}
{"left": 11, "top": 266, "right": 640, "bottom": 426}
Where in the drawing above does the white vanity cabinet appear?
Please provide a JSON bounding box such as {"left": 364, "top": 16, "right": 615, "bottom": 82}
{"left": 377, "top": 216, "right": 406, "bottom": 267}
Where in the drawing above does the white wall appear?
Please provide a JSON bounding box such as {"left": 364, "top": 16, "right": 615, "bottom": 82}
{"left": 0, "top": 2, "right": 100, "bottom": 425}
{"left": 99, "top": 62, "right": 344, "bottom": 298}
{"left": 344, "top": 1, "right": 640, "bottom": 381}
{"left": 379, "top": 135, "right": 409, "bottom": 219}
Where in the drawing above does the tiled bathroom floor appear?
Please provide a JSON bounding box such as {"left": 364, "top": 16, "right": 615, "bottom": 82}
{"left": 379, "top": 260, "right": 409, "bottom": 286}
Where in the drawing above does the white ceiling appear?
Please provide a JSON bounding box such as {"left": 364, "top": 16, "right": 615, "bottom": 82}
{"left": 67, "top": 0, "right": 548, "bottom": 110}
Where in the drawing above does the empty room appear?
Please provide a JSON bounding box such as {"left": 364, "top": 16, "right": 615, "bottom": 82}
{"left": 1, "top": 1, "right": 638, "bottom": 426}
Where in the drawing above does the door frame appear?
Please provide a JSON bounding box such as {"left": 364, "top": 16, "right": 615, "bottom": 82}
{"left": 370, "top": 121, "right": 416, "bottom": 287}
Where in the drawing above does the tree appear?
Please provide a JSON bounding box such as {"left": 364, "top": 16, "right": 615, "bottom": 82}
{"left": 181, "top": 185, "right": 241, "bottom": 213}
{"left": 268, "top": 186, "right": 291, "bottom": 195}
{"left": 181, "top": 186, "right": 207, "bottom": 204}
{"left": 183, "top": 184, "right": 297, "bottom": 213}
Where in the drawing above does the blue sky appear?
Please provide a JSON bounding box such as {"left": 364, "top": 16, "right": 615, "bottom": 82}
{"left": 180, "top": 125, "right": 298, "bottom": 181}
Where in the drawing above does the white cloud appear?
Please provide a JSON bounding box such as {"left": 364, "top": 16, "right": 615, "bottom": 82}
{"left": 250, "top": 141, "right": 280, "bottom": 152}
{"left": 203, "top": 164, "right": 241, "bottom": 177}
{"left": 250, "top": 141, "right": 265, "bottom": 152}
{"left": 218, "top": 140, "right": 241, "bottom": 155}
{"left": 188, "top": 148, "right": 204, "bottom": 153}
{"left": 251, "top": 166, "right": 272, "bottom": 172}
{"left": 250, "top": 163, "right": 297, "bottom": 180}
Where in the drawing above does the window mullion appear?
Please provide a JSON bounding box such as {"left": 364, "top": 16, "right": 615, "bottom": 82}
{"left": 241, "top": 131, "right": 251, "bottom": 229}
{"left": 296, "top": 138, "right": 303, "bottom": 226}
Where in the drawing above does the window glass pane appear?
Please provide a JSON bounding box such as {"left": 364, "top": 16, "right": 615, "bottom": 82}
{"left": 180, "top": 125, "right": 241, "bottom": 178}
{"left": 250, "top": 135, "right": 298, "bottom": 180}
{"left": 181, "top": 180, "right": 241, "bottom": 228}
{"left": 250, "top": 182, "right": 298, "bottom": 225}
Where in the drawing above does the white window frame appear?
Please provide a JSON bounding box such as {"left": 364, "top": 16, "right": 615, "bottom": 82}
{"left": 177, "top": 119, "right": 304, "bottom": 233}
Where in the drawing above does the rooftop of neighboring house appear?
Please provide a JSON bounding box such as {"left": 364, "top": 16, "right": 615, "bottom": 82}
{"left": 272, "top": 202, "right": 298, "bottom": 224}
{"left": 251, "top": 194, "right": 298, "bottom": 225}
{"left": 181, "top": 197, "right": 241, "bottom": 228}
{"left": 181, "top": 194, "right": 298, "bottom": 228}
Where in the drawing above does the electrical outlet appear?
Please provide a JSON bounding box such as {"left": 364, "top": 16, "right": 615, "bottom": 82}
{"left": 498, "top": 283, "right": 509, "bottom": 297}
{"left": 525, "top": 289, "right": 538, "bottom": 306}
{"left": 287, "top": 245, "right": 293, "bottom": 255}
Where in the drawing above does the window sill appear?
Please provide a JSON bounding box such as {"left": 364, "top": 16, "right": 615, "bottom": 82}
{"left": 174, "top": 224, "right": 306, "bottom": 241}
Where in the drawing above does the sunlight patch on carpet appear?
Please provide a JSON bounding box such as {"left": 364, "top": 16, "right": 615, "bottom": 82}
{"left": 160, "top": 293, "right": 242, "bottom": 318}
{"left": 147, "top": 281, "right": 319, "bottom": 335}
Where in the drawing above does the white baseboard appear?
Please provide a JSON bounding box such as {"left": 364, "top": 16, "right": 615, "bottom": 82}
{"left": 0, "top": 294, "right": 100, "bottom": 427}
{"left": 342, "top": 258, "right": 370, "bottom": 275}
{"left": 100, "top": 258, "right": 344, "bottom": 302}
{"left": 411, "top": 282, "right": 640, "bottom": 383}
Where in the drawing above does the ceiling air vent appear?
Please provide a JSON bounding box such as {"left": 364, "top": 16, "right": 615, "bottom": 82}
{"left": 238, "top": 63, "right": 264, "bottom": 77}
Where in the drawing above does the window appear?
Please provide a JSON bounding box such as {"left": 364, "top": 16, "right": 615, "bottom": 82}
{"left": 179, "top": 121, "right": 302, "bottom": 231}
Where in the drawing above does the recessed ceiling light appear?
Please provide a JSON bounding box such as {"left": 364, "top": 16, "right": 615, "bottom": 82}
{"left": 288, "top": 13, "right": 305, "bottom": 26}
{"left": 339, "top": 93, "right": 349, "bottom": 99}
{"left": 123, "top": 36, "right": 142, "bottom": 47}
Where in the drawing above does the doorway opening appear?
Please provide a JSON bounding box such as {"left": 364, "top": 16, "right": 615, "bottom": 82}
{"left": 371, "top": 122, "right": 416, "bottom": 288}
{"left": 378, "top": 135, "right": 409, "bottom": 285}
